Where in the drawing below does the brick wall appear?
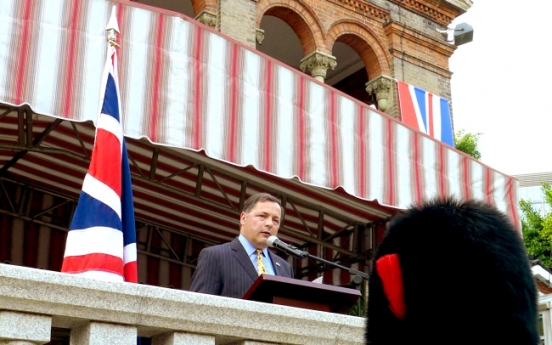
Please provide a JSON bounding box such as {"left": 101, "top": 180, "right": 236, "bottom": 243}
{"left": 218, "top": 0, "right": 257, "bottom": 47}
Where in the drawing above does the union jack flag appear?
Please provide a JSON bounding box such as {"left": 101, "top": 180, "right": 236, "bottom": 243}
{"left": 397, "top": 80, "right": 455, "bottom": 147}
{"left": 61, "top": 8, "right": 137, "bottom": 283}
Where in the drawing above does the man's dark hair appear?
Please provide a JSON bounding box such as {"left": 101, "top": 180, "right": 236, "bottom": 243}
{"left": 242, "top": 193, "right": 281, "bottom": 213}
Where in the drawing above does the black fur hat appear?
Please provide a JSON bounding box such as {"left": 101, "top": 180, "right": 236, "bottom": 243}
{"left": 367, "top": 198, "right": 539, "bottom": 345}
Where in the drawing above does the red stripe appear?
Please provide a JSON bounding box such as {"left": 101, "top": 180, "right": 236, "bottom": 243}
{"left": 193, "top": 27, "right": 203, "bottom": 149}
{"left": 62, "top": 0, "right": 81, "bottom": 118}
{"left": 14, "top": 0, "right": 34, "bottom": 104}
{"left": 485, "top": 168, "right": 493, "bottom": 205}
{"left": 462, "top": 156, "right": 471, "bottom": 199}
{"left": 89, "top": 129, "right": 122, "bottom": 197}
{"left": 150, "top": 14, "right": 165, "bottom": 142}
{"left": 329, "top": 92, "right": 338, "bottom": 187}
{"left": 228, "top": 43, "right": 239, "bottom": 162}
{"left": 397, "top": 81, "right": 418, "bottom": 130}
{"left": 357, "top": 106, "right": 366, "bottom": 198}
{"left": 386, "top": 119, "right": 395, "bottom": 205}
{"left": 62, "top": 253, "right": 124, "bottom": 276}
{"left": 297, "top": 76, "right": 306, "bottom": 180}
{"left": 507, "top": 178, "right": 519, "bottom": 231}
{"left": 413, "top": 133, "right": 422, "bottom": 204}
{"left": 264, "top": 60, "right": 273, "bottom": 172}
{"left": 428, "top": 93, "right": 434, "bottom": 138}
{"left": 124, "top": 261, "right": 138, "bottom": 283}
{"left": 438, "top": 143, "right": 446, "bottom": 196}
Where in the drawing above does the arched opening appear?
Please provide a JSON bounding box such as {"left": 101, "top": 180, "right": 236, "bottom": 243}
{"left": 327, "top": 40, "right": 372, "bottom": 105}
{"left": 256, "top": 15, "right": 304, "bottom": 71}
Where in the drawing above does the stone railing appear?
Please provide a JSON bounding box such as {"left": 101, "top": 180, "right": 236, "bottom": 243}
{"left": 0, "top": 264, "right": 365, "bottom": 345}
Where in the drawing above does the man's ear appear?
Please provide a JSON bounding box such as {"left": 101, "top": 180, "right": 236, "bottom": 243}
{"left": 240, "top": 212, "right": 246, "bottom": 225}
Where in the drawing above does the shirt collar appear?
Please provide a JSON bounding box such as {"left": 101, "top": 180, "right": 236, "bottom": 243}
{"left": 238, "top": 234, "right": 269, "bottom": 257}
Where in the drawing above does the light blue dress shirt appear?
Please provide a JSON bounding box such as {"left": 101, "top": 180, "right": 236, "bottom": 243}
{"left": 238, "top": 234, "right": 276, "bottom": 275}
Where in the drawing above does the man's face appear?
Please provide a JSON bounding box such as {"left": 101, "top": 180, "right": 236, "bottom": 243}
{"left": 240, "top": 201, "right": 281, "bottom": 249}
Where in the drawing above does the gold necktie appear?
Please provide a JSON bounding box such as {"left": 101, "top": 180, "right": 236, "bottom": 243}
{"left": 256, "top": 249, "right": 267, "bottom": 275}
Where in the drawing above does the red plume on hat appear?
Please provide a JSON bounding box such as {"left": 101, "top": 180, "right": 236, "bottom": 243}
{"left": 367, "top": 198, "right": 539, "bottom": 345}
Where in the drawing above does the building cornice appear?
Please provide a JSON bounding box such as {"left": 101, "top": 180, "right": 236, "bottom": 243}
{"left": 327, "top": 0, "right": 390, "bottom": 22}
{"left": 385, "top": 21, "right": 456, "bottom": 57}
{"left": 389, "top": 0, "right": 469, "bottom": 26}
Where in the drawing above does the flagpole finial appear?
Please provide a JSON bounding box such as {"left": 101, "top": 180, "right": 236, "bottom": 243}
{"left": 106, "top": 5, "right": 120, "bottom": 48}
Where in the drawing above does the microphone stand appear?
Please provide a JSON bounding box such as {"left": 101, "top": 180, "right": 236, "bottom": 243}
{"left": 303, "top": 252, "right": 369, "bottom": 317}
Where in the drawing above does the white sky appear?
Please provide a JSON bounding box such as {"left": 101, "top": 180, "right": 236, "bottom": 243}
{"left": 450, "top": 0, "right": 552, "bottom": 176}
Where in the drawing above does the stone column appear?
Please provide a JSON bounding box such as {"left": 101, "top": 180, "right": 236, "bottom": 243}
{"left": 300, "top": 51, "right": 337, "bottom": 82}
{"left": 70, "top": 322, "right": 137, "bottom": 345}
{"left": 365, "top": 75, "right": 394, "bottom": 112}
{"left": 195, "top": 10, "right": 217, "bottom": 29}
{"left": 152, "top": 332, "right": 215, "bottom": 345}
{"left": 0, "top": 311, "right": 51, "bottom": 345}
{"left": 255, "top": 28, "right": 265, "bottom": 45}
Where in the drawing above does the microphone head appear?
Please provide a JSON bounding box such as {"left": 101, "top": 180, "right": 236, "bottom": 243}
{"left": 267, "top": 235, "right": 279, "bottom": 247}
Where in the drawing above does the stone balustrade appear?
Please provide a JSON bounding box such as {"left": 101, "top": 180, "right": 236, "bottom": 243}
{"left": 0, "top": 264, "right": 365, "bottom": 345}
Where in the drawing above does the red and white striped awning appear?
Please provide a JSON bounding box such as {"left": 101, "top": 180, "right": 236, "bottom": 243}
{"left": 0, "top": 0, "right": 519, "bottom": 229}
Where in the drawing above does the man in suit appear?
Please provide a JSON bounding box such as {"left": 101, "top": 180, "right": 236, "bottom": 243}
{"left": 189, "top": 193, "right": 294, "bottom": 298}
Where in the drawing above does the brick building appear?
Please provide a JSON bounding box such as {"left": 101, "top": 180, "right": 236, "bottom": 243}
{"left": 135, "top": 0, "right": 471, "bottom": 118}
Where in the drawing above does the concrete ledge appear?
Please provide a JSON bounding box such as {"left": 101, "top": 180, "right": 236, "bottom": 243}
{"left": 0, "top": 264, "right": 365, "bottom": 345}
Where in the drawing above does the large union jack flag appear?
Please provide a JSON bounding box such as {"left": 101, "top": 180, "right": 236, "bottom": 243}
{"left": 61, "top": 9, "right": 137, "bottom": 282}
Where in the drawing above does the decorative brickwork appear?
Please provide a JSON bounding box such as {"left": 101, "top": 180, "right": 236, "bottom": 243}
{"left": 191, "top": 0, "right": 217, "bottom": 16}
{"left": 388, "top": 0, "right": 459, "bottom": 25}
{"left": 327, "top": 0, "right": 390, "bottom": 21}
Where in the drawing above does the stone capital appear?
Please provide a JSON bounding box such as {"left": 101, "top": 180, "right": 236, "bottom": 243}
{"left": 365, "top": 75, "right": 394, "bottom": 112}
{"left": 300, "top": 51, "right": 337, "bottom": 82}
{"left": 255, "top": 28, "right": 265, "bottom": 45}
{"left": 195, "top": 10, "right": 217, "bottom": 29}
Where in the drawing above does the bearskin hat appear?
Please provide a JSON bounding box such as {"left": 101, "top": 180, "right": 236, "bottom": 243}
{"left": 367, "top": 198, "right": 539, "bottom": 345}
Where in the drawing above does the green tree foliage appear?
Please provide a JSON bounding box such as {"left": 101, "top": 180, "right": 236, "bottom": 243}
{"left": 454, "top": 129, "right": 482, "bottom": 160}
{"left": 521, "top": 183, "right": 552, "bottom": 268}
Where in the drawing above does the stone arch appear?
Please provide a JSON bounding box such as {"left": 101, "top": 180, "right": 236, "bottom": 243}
{"left": 327, "top": 20, "right": 391, "bottom": 79}
{"left": 256, "top": 0, "right": 326, "bottom": 55}
{"left": 191, "top": 0, "right": 216, "bottom": 16}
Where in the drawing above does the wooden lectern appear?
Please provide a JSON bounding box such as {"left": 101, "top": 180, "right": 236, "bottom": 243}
{"left": 242, "top": 274, "right": 361, "bottom": 313}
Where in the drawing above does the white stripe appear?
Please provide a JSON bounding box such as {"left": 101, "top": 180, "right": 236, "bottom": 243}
{"left": 339, "top": 98, "right": 355, "bottom": 193}
{"left": 395, "top": 123, "right": 412, "bottom": 208}
{"left": 421, "top": 135, "right": 438, "bottom": 200}
{"left": 97, "top": 112, "right": 123, "bottom": 152}
{"left": 241, "top": 50, "right": 261, "bottom": 166}
{"left": 492, "top": 171, "right": 508, "bottom": 214}
{"left": 446, "top": 150, "right": 462, "bottom": 199}
{"left": 34, "top": 0, "right": 64, "bottom": 114}
{"left": 470, "top": 159, "right": 484, "bottom": 201}
{"left": 275, "top": 65, "right": 293, "bottom": 177}
{"left": 166, "top": 17, "right": 190, "bottom": 147}
{"left": 80, "top": 0, "right": 108, "bottom": 122}
{"left": 123, "top": 243, "right": 137, "bottom": 264}
{"left": 67, "top": 270, "right": 124, "bottom": 282}
{"left": 368, "top": 110, "right": 384, "bottom": 203}
{"left": 0, "top": 0, "right": 15, "bottom": 103}
{"left": 123, "top": 7, "right": 150, "bottom": 137}
{"left": 432, "top": 95, "right": 442, "bottom": 141}
{"left": 64, "top": 226, "right": 124, "bottom": 258}
{"left": 81, "top": 173, "right": 122, "bottom": 219}
{"left": 205, "top": 33, "right": 226, "bottom": 157}
{"left": 308, "top": 83, "right": 327, "bottom": 186}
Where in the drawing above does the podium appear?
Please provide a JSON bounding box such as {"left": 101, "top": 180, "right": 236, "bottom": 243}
{"left": 242, "top": 274, "right": 361, "bottom": 313}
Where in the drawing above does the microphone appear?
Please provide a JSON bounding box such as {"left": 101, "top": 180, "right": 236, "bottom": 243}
{"left": 267, "top": 236, "right": 308, "bottom": 258}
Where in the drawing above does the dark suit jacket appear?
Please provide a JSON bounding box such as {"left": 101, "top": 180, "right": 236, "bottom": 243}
{"left": 189, "top": 237, "right": 294, "bottom": 298}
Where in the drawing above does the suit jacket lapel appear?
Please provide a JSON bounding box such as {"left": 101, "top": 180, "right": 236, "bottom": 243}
{"left": 231, "top": 238, "right": 259, "bottom": 281}
{"left": 269, "top": 251, "right": 283, "bottom": 276}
